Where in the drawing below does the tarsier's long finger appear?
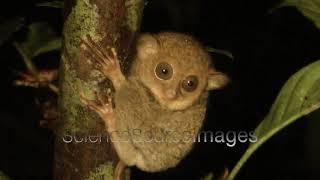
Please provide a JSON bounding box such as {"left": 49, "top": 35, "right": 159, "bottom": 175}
{"left": 85, "top": 101, "right": 107, "bottom": 116}
{"left": 91, "top": 92, "right": 113, "bottom": 114}
{"left": 106, "top": 88, "right": 113, "bottom": 104}
{"left": 85, "top": 35, "right": 114, "bottom": 66}
{"left": 107, "top": 96, "right": 112, "bottom": 105}
{"left": 80, "top": 93, "right": 102, "bottom": 112}
{"left": 81, "top": 37, "right": 109, "bottom": 67}
{"left": 110, "top": 48, "right": 117, "bottom": 59}
{"left": 86, "top": 35, "right": 114, "bottom": 63}
{"left": 110, "top": 48, "right": 119, "bottom": 65}
{"left": 94, "top": 91, "right": 106, "bottom": 106}
{"left": 79, "top": 93, "right": 89, "bottom": 104}
{"left": 101, "top": 106, "right": 113, "bottom": 114}
{"left": 83, "top": 48, "right": 105, "bottom": 67}
{"left": 81, "top": 98, "right": 97, "bottom": 111}
{"left": 85, "top": 39, "right": 118, "bottom": 66}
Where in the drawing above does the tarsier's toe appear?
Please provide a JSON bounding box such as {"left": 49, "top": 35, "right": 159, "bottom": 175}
{"left": 94, "top": 90, "right": 113, "bottom": 105}
{"left": 110, "top": 48, "right": 118, "bottom": 62}
{"left": 79, "top": 93, "right": 90, "bottom": 105}
{"left": 80, "top": 93, "right": 99, "bottom": 111}
{"left": 80, "top": 91, "right": 113, "bottom": 115}
{"left": 80, "top": 94, "right": 113, "bottom": 132}
{"left": 101, "top": 98, "right": 113, "bottom": 113}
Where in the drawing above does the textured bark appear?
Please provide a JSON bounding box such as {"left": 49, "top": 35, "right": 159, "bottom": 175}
{"left": 54, "top": 0, "right": 144, "bottom": 179}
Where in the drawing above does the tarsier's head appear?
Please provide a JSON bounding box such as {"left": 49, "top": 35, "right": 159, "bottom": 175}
{"left": 131, "top": 32, "right": 228, "bottom": 110}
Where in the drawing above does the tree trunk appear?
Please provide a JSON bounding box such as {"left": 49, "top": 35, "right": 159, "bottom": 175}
{"left": 54, "top": 0, "right": 144, "bottom": 179}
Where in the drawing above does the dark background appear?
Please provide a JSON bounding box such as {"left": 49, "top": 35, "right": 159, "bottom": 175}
{"left": 0, "top": 0, "right": 320, "bottom": 179}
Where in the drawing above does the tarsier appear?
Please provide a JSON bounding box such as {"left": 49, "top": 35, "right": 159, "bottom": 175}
{"left": 80, "top": 32, "right": 228, "bottom": 178}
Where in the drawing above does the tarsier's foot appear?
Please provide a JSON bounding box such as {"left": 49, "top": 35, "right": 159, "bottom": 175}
{"left": 80, "top": 35, "right": 125, "bottom": 90}
{"left": 114, "top": 161, "right": 127, "bottom": 180}
{"left": 80, "top": 89, "right": 115, "bottom": 131}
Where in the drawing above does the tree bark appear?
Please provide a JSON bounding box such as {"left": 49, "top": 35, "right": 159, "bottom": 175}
{"left": 54, "top": 0, "right": 144, "bottom": 179}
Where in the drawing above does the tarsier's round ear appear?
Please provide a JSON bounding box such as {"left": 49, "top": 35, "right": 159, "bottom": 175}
{"left": 137, "top": 34, "right": 159, "bottom": 60}
{"left": 206, "top": 68, "right": 229, "bottom": 90}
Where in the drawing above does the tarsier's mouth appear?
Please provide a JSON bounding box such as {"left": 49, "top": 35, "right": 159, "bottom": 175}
{"left": 136, "top": 79, "right": 174, "bottom": 103}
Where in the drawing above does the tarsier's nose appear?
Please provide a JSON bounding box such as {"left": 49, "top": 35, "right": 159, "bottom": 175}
{"left": 164, "top": 86, "right": 180, "bottom": 100}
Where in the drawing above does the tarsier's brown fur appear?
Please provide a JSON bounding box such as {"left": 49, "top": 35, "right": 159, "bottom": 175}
{"left": 113, "top": 77, "right": 207, "bottom": 171}
{"left": 81, "top": 32, "right": 228, "bottom": 173}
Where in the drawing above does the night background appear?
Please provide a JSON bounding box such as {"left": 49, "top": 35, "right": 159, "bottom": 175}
{"left": 0, "top": 0, "right": 320, "bottom": 179}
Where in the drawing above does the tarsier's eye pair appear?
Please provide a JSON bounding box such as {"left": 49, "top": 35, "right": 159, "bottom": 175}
{"left": 155, "top": 62, "right": 198, "bottom": 92}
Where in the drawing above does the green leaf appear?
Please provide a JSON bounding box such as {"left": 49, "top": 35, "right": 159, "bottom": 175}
{"left": 279, "top": 0, "right": 320, "bottom": 29}
{"left": 19, "top": 22, "right": 61, "bottom": 58}
{"left": 228, "top": 60, "right": 320, "bottom": 180}
{"left": 37, "top": 1, "right": 64, "bottom": 8}
{"left": 0, "top": 17, "right": 24, "bottom": 46}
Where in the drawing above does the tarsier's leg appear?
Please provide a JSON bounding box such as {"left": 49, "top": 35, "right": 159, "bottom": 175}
{"left": 80, "top": 35, "right": 126, "bottom": 90}
{"left": 114, "top": 161, "right": 127, "bottom": 180}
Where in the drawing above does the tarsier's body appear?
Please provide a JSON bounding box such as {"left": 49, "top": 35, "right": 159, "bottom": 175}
{"left": 81, "top": 33, "right": 228, "bottom": 173}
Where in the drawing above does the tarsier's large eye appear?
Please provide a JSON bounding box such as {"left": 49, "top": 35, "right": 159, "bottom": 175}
{"left": 182, "top": 75, "right": 198, "bottom": 92}
{"left": 155, "top": 62, "right": 173, "bottom": 80}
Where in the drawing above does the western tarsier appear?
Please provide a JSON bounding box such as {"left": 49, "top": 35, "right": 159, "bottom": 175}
{"left": 80, "top": 32, "right": 228, "bottom": 177}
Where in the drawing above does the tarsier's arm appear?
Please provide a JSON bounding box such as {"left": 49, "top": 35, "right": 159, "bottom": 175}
{"left": 80, "top": 36, "right": 143, "bottom": 180}
{"left": 79, "top": 33, "right": 229, "bottom": 178}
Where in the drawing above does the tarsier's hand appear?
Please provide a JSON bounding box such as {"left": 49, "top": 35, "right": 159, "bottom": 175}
{"left": 80, "top": 36, "right": 125, "bottom": 90}
{"left": 80, "top": 90, "right": 115, "bottom": 132}
{"left": 78, "top": 33, "right": 229, "bottom": 175}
